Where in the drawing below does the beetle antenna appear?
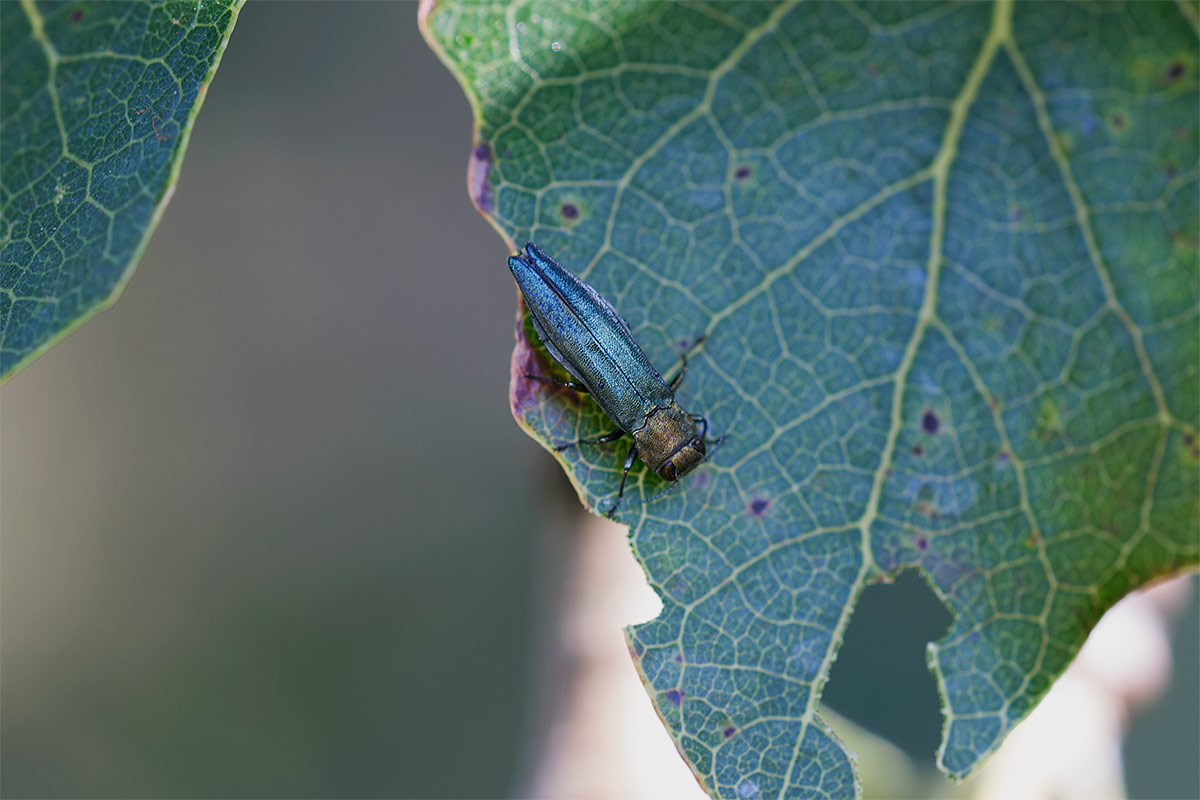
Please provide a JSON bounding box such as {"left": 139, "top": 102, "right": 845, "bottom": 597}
{"left": 604, "top": 479, "right": 682, "bottom": 519}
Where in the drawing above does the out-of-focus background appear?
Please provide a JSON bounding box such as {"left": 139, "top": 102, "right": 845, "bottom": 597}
{"left": 1, "top": 5, "right": 1195, "bottom": 798}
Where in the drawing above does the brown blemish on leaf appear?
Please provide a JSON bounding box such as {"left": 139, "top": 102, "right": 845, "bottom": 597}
{"left": 133, "top": 108, "right": 170, "bottom": 141}
{"left": 1171, "top": 229, "right": 1200, "bottom": 251}
{"left": 1184, "top": 432, "right": 1199, "bottom": 461}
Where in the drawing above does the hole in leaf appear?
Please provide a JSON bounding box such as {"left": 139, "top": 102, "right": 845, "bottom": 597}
{"left": 822, "top": 571, "right": 952, "bottom": 759}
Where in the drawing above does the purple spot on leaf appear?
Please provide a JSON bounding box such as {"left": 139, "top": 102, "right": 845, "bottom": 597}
{"left": 1167, "top": 60, "right": 1185, "bottom": 80}
{"left": 560, "top": 203, "right": 578, "bottom": 219}
{"left": 734, "top": 165, "right": 752, "bottom": 180}
{"left": 921, "top": 410, "right": 940, "bottom": 434}
{"left": 749, "top": 498, "right": 770, "bottom": 517}
{"left": 665, "top": 689, "right": 683, "bottom": 707}
{"left": 915, "top": 536, "right": 929, "bottom": 551}
{"left": 468, "top": 142, "right": 494, "bottom": 214}
{"left": 674, "top": 653, "right": 683, "bottom": 663}
{"left": 724, "top": 727, "right": 737, "bottom": 738}
{"left": 912, "top": 444, "right": 924, "bottom": 456}
{"left": 69, "top": 7, "right": 84, "bottom": 22}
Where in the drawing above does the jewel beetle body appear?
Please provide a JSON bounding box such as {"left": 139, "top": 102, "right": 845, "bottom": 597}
{"left": 507, "top": 242, "right": 707, "bottom": 511}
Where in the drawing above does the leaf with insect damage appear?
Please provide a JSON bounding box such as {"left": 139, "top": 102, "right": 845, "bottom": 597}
{"left": 423, "top": 1, "right": 1199, "bottom": 796}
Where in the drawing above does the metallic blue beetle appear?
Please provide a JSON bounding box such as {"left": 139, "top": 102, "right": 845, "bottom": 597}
{"left": 508, "top": 243, "right": 706, "bottom": 513}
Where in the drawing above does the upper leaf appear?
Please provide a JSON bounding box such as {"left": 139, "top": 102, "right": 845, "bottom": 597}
{"left": 0, "top": 0, "right": 242, "bottom": 381}
{"left": 423, "top": 1, "right": 1199, "bottom": 797}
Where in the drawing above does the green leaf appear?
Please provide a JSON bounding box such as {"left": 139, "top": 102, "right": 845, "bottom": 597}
{"left": 423, "top": 0, "right": 1198, "bottom": 796}
{"left": 1, "top": 0, "right": 242, "bottom": 381}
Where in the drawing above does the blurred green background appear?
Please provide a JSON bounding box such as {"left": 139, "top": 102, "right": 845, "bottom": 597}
{"left": 2, "top": 4, "right": 1195, "bottom": 798}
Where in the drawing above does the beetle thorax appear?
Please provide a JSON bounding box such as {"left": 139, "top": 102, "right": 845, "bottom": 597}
{"left": 632, "top": 402, "right": 705, "bottom": 481}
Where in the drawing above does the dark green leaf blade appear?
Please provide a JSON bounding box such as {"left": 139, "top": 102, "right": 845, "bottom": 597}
{"left": 1, "top": 0, "right": 242, "bottom": 381}
{"left": 423, "top": 1, "right": 1199, "bottom": 796}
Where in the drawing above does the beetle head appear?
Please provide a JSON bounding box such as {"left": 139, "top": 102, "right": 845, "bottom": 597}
{"left": 657, "top": 436, "right": 706, "bottom": 482}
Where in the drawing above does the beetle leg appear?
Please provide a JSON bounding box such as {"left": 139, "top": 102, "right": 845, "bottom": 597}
{"left": 697, "top": 416, "right": 729, "bottom": 456}
{"left": 553, "top": 427, "right": 624, "bottom": 451}
{"left": 609, "top": 473, "right": 683, "bottom": 518}
{"left": 666, "top": 354, "right": 689, "bottom": 392}
{"left": 524, "top": 372, "right": 589, "bottom": 393}
{"left": 665, "top": 335, "right": 706, "bottom": 391}
{"left": 692, "top": 414, "right": 726, "bottom": 445}
{"left": 606, "top": 441, "right": 640, "bottom": 519}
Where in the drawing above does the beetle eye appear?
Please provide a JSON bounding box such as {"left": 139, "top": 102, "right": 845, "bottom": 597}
{"left": 693, "top": 437, "right": 706, "bottom": 455}
{"left": 660, "top": 462, "right": 677, "bottom": 481}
